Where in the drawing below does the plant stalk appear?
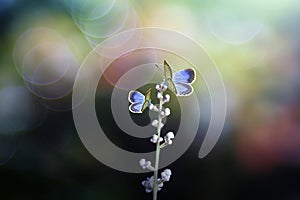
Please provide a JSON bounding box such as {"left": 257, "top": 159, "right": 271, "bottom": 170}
{"left": 153, "top": 96, "right": 163, "bottom": 200}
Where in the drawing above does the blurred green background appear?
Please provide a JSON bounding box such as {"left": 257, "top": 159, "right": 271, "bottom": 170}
{"left": 1, "top": 0, "right": 300, "bottom": 199}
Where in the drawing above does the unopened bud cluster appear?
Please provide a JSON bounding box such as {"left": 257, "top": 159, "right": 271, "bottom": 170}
{"left": 141, "top": 169, "right": 172, "bottom": 193}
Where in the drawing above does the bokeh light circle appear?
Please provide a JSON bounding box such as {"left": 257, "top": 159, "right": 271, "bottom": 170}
{"left": 100, "top": 49, "right": 158, "bottom": 90}
{"left": 71, "top": 0, "right": 130, "bottom": 38}
{"left": 85, "top": 6, "right": 142, "bottom": 49}
{"left": 206, "top": 8, "right": 263, "bottom": 44}
{"left": 21, "top": 42, "right": 73, "bottom": 85}
{"left": 71, "top": 0, "right": 116, "bottom": 21}
{"left": 13, "top": 27, "right": 71, "bottom": 83}
{"left": 13, "top": 27, "right": 83, "bottom": 111}
{"left": 22, "top": 50, "right": 79, "bottom": 100}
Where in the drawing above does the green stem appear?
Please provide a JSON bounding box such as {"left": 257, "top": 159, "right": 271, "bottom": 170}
{"left": 153, "top": 96, "right": 163, "bottom": 200}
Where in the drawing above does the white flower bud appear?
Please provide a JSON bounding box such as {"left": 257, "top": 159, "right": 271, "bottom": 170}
{"left": 151, "top": 120, "right": 164, "bottom": 128}
{"left": 157, "top": 92, "right": 163, "bottom": 99}
{"left": 149, "top": 104, "right": 159, "bottom": 112}
{"left": 164, "top": 132, "right": 175, "bottom": 145}
{"left": 160, "top": 108, "right": 170, "bottom": 118}
{"left": 161, "top": 84, "right": 167, "bottom": 91}
{"left": 166, "top": 140, "right": 173, "bottom": 145}
{"left": 142, "top": 176, "right": 164, "bottom": 193}
{"left": 156, "top": 83, "right": 167, "bottom": 92}
{"left": 166, "top": 132, "right": 174, "bottom": 139}
{"left": 152, "top": 120, "right": 158, "bottom": 127}
{"left": 150, "top": 134, "right": 163, "bottom": 143}
{"left": 155, "top": 84, "right": 160, "bottom": 91}
{"left": 139, "top": 158, "right": 146, "bottom": 166}
{"left": 149, "top": 103, "right": 154, "bottom": 110}
{"left": 139, "top": 159, "right": 152, "bottom": 169}
{"left": 164, "top": 108, "right": 170, "bottom": 116}
{"left": 150, "top": 135, "right": 158, "bottom": 143}
{"left": 161, "top": 169, "right": 172, "bottom": 182}
{"left": 164, "top": 94, "right": 170, "bottom": 103}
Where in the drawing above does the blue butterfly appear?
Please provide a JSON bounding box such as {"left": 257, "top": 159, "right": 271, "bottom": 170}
{"left": 163, "top": 60, "right": 196, "bottom": 96}
{"left": 128, "top": 88, "right": 152, "bottom": 113}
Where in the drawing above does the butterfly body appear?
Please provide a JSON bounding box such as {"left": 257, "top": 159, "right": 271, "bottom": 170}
{"left": 163, "top": 60, "right": 196, "bottom": 96}
{"left": 128, "top": 88, "right": 152, "bottom": 113}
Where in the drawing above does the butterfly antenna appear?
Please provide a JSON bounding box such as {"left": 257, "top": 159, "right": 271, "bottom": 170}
{"left": 164, "top": 59, "right": 176, "bottom": 71}
{"left": 155, "top": 63, "right": 164, "bottom": 74}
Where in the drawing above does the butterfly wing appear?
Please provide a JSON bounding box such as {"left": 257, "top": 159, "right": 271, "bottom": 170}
{"left": 164, "top": 60, "right": 173, "bottom": 79}
{"left": 166, "top": 78, "right": 177, "bottom": 94}
{"left": 141, "top": 88, "right": 152, "bottom": 112}
{"left": 128, "top": 90, "right": 145, "bottom": 113}
{"left": 173, "top": 68, "right": 196, "bottom": 84}
{"left": 128, "top": 90, "right": 145, "bottom": 104}
{"left": 129, "top": 103, "right": 144, "bottom": 113}
{"left": 173, "top": 68, "right": 196, "bottom": 96}
{"left": 163, "top": 60, "right": 177, "bottom": 94}
{"left": 173, "top": 82, "right": 194, "bottom": 96}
